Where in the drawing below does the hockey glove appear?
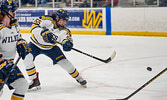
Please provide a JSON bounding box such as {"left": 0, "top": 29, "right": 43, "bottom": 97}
{"left": 0, "top": 60, "right": 17, "bottom": 80}
{"left": 41, "top": 29, "right": 57, "bottom": 44}
{"left": 62, "top": 39, "right": 73, "bottom": 51}
{"left": 16, "top": 39, "right": 31, "bottom": 59}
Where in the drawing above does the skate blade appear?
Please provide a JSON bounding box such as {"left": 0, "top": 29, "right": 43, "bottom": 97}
{"left": 27, "top": 86, "right": 41, "bottom": 92}
{"left": 81, "top": 85, "right": 87, "bottom": 88}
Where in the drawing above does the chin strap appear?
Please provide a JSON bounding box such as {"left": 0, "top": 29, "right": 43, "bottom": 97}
{"left": 10, "top": 18, "right": 17, "bottom": 24}
{"left": 2, "top": 10, "right": 17, "bottom": 24}
{"left": 55, "top": 20, "right": 65, "bottom": 29}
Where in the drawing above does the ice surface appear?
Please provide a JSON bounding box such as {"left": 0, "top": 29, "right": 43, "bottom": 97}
{"left": 1, "top": 34, "right": 167, "bottom": 100}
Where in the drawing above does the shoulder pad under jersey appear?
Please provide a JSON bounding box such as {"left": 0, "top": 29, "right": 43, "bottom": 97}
{"left": 40, "top": 16, "right": 54, "bottom": 23}
{"left": 59, "top": 27, "right": 71, "bottom": 36}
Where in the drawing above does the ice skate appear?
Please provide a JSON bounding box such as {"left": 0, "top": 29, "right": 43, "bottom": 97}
{"left": 28, "top": 72, "right": 41, "bottom": 92}
{"left": 76, "top": 77, "right": 87, "bottom": 88}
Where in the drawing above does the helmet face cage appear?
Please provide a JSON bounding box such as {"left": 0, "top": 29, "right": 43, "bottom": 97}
{"left": 0, "top": 0, "right": 18, "bottom": 24}
{"left": 56, "top": 9, "right": 69, "bottom": 22}
{"left": 0, "top": 0, "right": 18, "bottom": 14}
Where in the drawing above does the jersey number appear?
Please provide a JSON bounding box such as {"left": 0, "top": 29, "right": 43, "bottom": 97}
{"left": 34, "top": 18, "right": 41, "bottom": 25}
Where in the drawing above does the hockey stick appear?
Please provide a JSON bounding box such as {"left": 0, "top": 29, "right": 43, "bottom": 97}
{"left": 72, "top": 48, "right": 116, "bottom": 63}
{"left": 0, "top": 56, "right": 22, "bottom": 91}
{"left": 109, "top": 67, "right": 167, "bottom": 100}
{"left": 54, "top": 40, "right": 116, "bottom": 63}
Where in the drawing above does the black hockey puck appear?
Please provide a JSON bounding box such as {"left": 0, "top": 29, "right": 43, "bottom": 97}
{"left": 147, "top": 67, "right": 152, "bottom": 71}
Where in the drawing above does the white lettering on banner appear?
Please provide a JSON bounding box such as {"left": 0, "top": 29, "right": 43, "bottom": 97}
{"left": 17, "top": 17, "right": 26, "bottom": 22}
{"left": 69, "top": 17, "right": 80, "bottom": 21}
{"left": 17, "top": 17, "right": 38, "bottom": 22}
{"left": 17, "top": 14, "right": 31, "bottom": 16}
{"left": 26, "top": 17, "right": 38, "bottom": 22}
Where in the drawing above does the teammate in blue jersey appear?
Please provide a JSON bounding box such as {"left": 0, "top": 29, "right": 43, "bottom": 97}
{"left": 0, "top": 0, "right": 30, "bottom": 100}
{"left": 23, "top": 9, "right": 87, "bottom": 91}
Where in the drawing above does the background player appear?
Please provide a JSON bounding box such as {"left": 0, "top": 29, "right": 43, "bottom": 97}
{"left": 0, "top": 0, "right": 30, "bottom": 99}
{"left": 23, "top": 9, "right": 87, "bottom": 90}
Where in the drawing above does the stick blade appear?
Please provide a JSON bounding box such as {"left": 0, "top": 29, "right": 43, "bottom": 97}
{"left": 111, "top": 50, "right": 116, "bottom": 60}
{"left": 104, "top": 50, "right": 116, "bottom": 63}
{"left": 109, "top": 98, "right": 127, "bottom": 100}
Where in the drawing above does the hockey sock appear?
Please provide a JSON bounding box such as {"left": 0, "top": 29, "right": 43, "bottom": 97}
{"left": 11, "top": 93, "right": 24, "bottom": 100}
{"left": 26, "top": 66, "right": 37, "bottom": 80}
{"left": 69, "top": 68, "right": 79, "bottom": 79}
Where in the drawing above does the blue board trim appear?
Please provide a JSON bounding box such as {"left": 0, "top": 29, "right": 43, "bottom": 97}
{"left": 106, "top": 8, "right": 111, "bottom": 35}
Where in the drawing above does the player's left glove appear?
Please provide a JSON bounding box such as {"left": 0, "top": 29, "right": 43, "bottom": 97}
{"left": 62, "top": 39, "right": 73, "bottom": 51}
{"left": 41, "top": 29, "right": 57, "bottom": 44}
{"left": 0, "top": 60, "right": 17, "bottom": 80}
{"left": 16, "top": 39, "right": 31, "bottom": 59}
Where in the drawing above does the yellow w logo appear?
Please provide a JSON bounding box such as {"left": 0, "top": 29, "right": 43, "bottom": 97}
{"left": 0, "top": 61, "right": 6, "bottom": 70}
{"left": 82, "top": 10, "right": 102, "bottom": 29}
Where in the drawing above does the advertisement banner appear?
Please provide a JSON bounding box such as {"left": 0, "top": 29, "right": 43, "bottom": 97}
{"left": 48, "top": 9, "right": 103, "bottom": 29}
{"left": 16, "top": 10, "right": 45, "bottom": 27}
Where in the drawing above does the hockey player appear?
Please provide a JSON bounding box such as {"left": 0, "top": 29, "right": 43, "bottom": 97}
{"left": 0, "top": 0, "right": 30, "bottom": 99}
{"left": 23, "top": 9, "right": 87, "bottom": 90}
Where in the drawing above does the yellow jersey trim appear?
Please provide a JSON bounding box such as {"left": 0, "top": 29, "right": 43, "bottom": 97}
{"left": 0, "top": 25, "right": 6, "bottom": 30}
{"left": 11, "top": 22, "right": 19, "bottom": 26}
{"left": 30, "top": 24, "right": 39, "bottom": 32}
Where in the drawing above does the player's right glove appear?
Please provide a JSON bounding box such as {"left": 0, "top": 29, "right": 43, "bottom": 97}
{"left": 40, "top": 29, "right": 56, "bottom": 44}
{"left": 16, "top": 39, "right": 31, "bottom": 59}
{"left": 62, "top": 39, "right": 73, "bottom": 51}
{"left": 0, "top": 60, "right": 17, "bottom": 80}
